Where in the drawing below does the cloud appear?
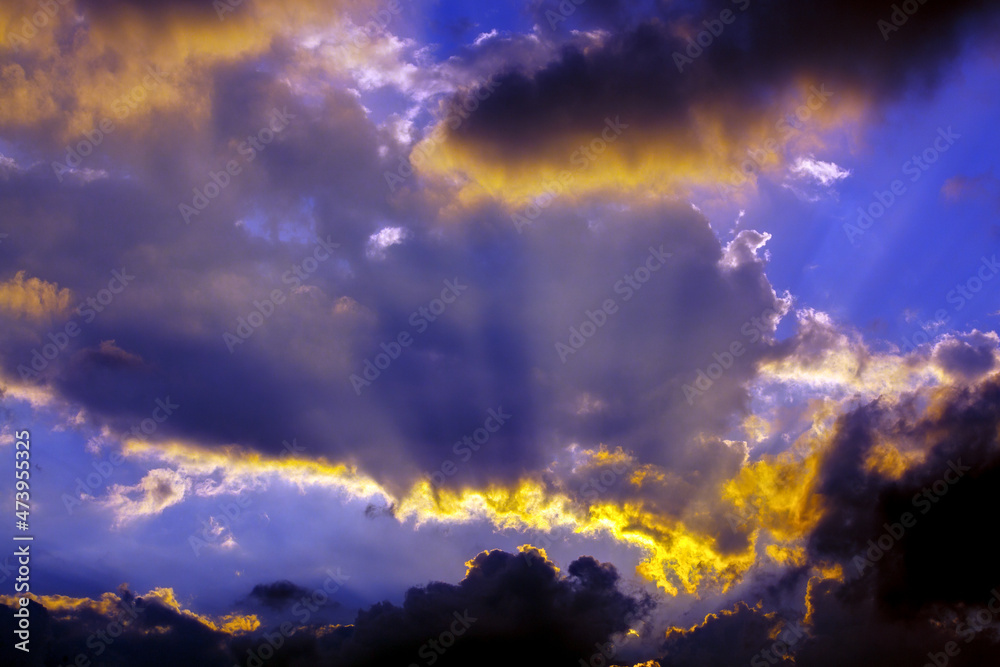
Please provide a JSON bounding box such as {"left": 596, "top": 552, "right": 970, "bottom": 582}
{"left": 645, "top": 368, "right": 1000, "bottom": 665}
{"left": 366, "top": 225, "right": 410, "bottom": 259}
{"left": 0, "top": 586, "right": 239, "bottom": 667}
{"left": 790, "top": 156, "right": 851, "bottom": 186}
{"left": 412, "top": 0, "right": 999, "bottom": 205}
{"left": 758, "top": 308, "right": 943, "bottom": 397}
{"left": 304, "top": 548, "right": 651, "bottom": 666}
{"left": 0, "top": 270, "right": 71, "bottom": 320}
{"left": 74, "top": 340, "right": 147, "bottom": 370}
{"left": 2, "top": 549, "right": 650, "bottom": 667}
{"left": 931, "top": 331, "right": 1000, "bottom": 381}
{"left": 0, "top": 0, "right": 362, "bottom": 141}
{"left": 941, "top": 172, "right": 1000, "bottom": 202}
{"left": 1, "top": 4, "right": 999, "bottom": 664}
{"left": 2, "top": 180, "right": 793, "bottom": 501}
{"left": 658, "top": 602, "right": 788, "bottom": 667}
{"left": 247, "top": 580, "right": 314, "bottom": 609}
{"left": 807, "top": 375, "right": 1000, "bottom": 610}
{"left": 103, "top": 468, "right": 191, "bottom": 525}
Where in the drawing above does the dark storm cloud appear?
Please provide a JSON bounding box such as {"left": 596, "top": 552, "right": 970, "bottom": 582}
{"left": 793, "top": 572, "right": 1000, "bottom": 667}
{"left": 657, "top": 601, "right": 788, "bottom": 667}
{"left": 730, "top": 373, "right": 1000, "bottom": 665}
{"left": 809, "top": 376, "right": 1000, "bottom": 612}
{"left": 651, "top": 576, "right": 1000, "bottom": 667}
{"left": 2, "top": 549, "right": 650, "bottom": 667}
{"left": 647, "top": 373, "right": 1000, "bottom": 666}
{"left": 247, "top": 580, "right": 314, "bottom": 608}
{"left": 444, "top": 0, "right": 1000, "bottom": 158}
{"left": 0, "top": 587, "right": 231, "bottom": 667}
{"left": 0, "top": 65, "right": 790, "bottom": 497}
{"left": 303, "top": 549, "right": 652, "bottom": 667}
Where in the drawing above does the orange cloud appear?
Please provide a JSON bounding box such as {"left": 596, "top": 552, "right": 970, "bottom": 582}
{"left": 0, "top": 271, "right": 71, "bottom": 320}
{"left": 0, "top": 0, "right": 366, "bottom": 139}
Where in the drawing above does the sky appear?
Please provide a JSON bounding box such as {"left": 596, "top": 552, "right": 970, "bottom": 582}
{"left": 1, "top": 0, "right": 1000, "bottom": 665}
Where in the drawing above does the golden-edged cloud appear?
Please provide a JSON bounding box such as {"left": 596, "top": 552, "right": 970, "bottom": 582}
{"left": 0, "top": 270, "right": 71, "bottom": 320}
{"left": 0, "top": 0, "right": 368, "bottom": 139}
{"left": 0, "top": 586, "right": 259, "bottom": 635}
{"left": 411, "top": 78, "right": 868, "bottom": 211}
